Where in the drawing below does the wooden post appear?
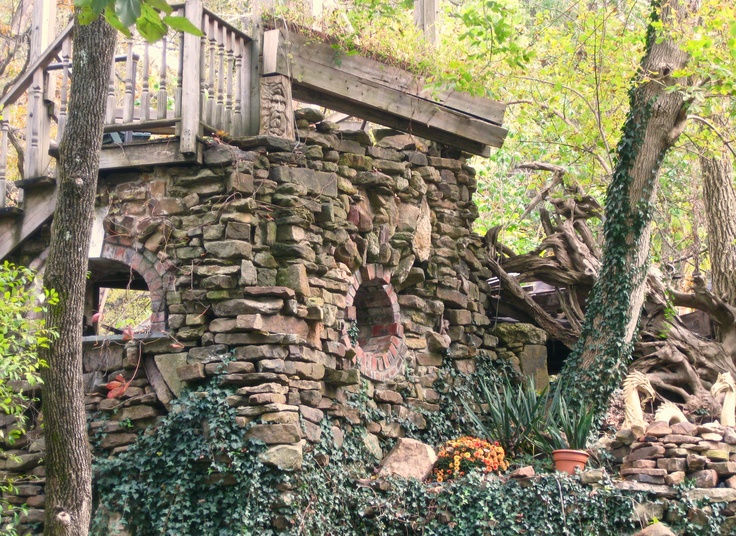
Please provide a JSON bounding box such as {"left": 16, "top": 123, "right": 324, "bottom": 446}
{"left": 24, "top": 0, "right": 56, "bottom": 180}
{"left": 247, "top": 0, "right": 275, "bottom": 136}
{"left": 414, "top": 0, "right": 438, "bottom": 45}
{"left": 180, "top": 0, "right": 203, "bottom": 154}
{"left": 0, "top": 121, "right": 8, "bottom": 208}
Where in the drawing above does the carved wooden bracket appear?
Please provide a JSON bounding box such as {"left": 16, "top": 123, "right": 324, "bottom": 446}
{"left": 259, "top": 74, "right": 295, "bottom": 140}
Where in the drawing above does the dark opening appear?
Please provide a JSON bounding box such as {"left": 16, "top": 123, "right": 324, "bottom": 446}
{"left": 353, "top": 280, "right": 396, "bottom": 355}
{"left": 546, "top": 339, "right": 571, "bottom": 375}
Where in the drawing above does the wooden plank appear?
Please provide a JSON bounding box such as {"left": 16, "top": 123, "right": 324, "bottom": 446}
{"left": 180, "top": 0, "right": 203, "bottom": 154}
{"left": 0, "top": 182, "right": 57, "bottom": 260}
{"left": 98, "top": 138, "right": 203, "bottom": 170}
{"left": 291, "top": 85, "right": 490, "bottom": 157}
{"left": 269, "top": 30, "right": 506, "bottom": 126}
{"left": 279, "top": 54, "right": 505, "bottom": 151}
{"left": 103, "top": 118, "right": 178, "bottom": 134}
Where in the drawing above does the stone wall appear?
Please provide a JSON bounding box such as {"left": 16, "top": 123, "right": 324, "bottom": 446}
{"left": 610, "top": 420, "right": 736, "bottom": 488}
{"left": 1, "top": 111, "right": 516, "bottom": 531}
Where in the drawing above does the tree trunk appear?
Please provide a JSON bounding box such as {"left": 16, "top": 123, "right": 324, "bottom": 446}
{"left": 558, "top": 0, "right": 699, "bottom": 412}
{"left": 701, "top": 151, "right": 736, "bottom": 303}
{"left": 39, "top": 15, "right": 116, "bottom": 536}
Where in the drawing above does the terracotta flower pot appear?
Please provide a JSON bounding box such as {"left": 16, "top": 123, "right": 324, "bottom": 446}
{"left": 552, "top": 449, "right": 589, "bottom": 475}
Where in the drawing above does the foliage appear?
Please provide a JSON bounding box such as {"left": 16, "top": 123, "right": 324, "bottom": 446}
{"left": 461, "top": 375, "right": 548, "bottom": 457}
{"left": 74, "top": 0, "right": 202, "bottom": 42}
{"left": 0, "top": 261, "right": 57, "bottom": 444}
{"left": 433, "top": 436, "right": 508, "bottom": 482}
{"left": 0, "top": 262, "right": 57, "bottom": 536}
{"left": 541, "top": 396, "right": 597, "bottom": 452}
{"left": 290, "top": 421, "right": 640, "bottom": 535}
{"left": 411, "top": 350, "right": 521, "bottom": 447}
{"left": 91, "top": 384, "right": 283, "bottom": 535}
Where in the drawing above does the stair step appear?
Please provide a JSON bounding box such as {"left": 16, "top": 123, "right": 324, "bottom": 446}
{"left": 15, "top": 175, "right": 56, "bottom": 189}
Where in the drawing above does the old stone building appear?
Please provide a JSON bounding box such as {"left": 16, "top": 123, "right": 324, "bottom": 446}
{"left": 0, "top": 3, "right": 554, "bottom": 530}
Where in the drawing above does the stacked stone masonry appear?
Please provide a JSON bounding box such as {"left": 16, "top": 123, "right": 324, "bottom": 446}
{"left": 611, "top": 420, "right": 736, "bottom": 489}
{"left": 2, "top": 111, "right": 525, "bottom": 530}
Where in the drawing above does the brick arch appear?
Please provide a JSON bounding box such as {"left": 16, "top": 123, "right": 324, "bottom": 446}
{"left": 98, "top": 242, "right": 175, "bottom": 332}
{"left": 342, "top": 264, "right": 406, "bottom": 381}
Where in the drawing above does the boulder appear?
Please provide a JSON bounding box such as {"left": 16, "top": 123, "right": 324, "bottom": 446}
{"left": 632, "top": 522, "right": 676, "bottom": 536}
{"left": 377, "top": 438, "right": 436, "bottom": 481}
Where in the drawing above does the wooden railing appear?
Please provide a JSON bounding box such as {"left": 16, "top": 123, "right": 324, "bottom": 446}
{"left": 0, "top": 0, "right": 255, "bottom": 209}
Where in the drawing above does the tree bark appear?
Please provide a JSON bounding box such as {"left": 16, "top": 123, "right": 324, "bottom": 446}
{"left": 558, "top": 0, "right": 700, "bottom": 412}
{"left": 701, "top": 150, "right": 736, "bottom": 304}
{"left": 39, "top": 15, "right": 116, "bottom": 536}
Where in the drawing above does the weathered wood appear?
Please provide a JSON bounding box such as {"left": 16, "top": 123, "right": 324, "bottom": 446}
{"left": 267, "top": 29, "right": 506, "bottom": 126}
{"left": 141, "top": 42, "right": 151, "bottom": 122}
{"left": 414, "top": 0, "right": 438, "bottom": 45}
{"left": 0, "top": 181, "right": 57, "bottom": 260}
{"left": 180, "top": 0, "right": 203, "bottom": 153}
{"left": 0, "top": 121, "right": 8, "bottom": 208}
{"left": 292, "top": 84, "right": 492, "bottom": 156}
{"left": 0, "top": 23, "right": 72, "bottom": 108}
{"left": 23, "top": 0, "right": 56, "bottom": 180}
{"left": 98, "top": 137, "right": 203, "bottom": 169}
{"left": 157, "top": 35, "right": 169, "bottom": 121}
{"left": 259, "top": 74, "right": 295, "bottom": 139}
{"left": 57, "top": 36, "right": 71, "bottom": 142}
{"left": 122, "top": 39, "right": 137, "bottom": 141}
{"left": 264, "top": 30, "right": 506, "bottom": 153}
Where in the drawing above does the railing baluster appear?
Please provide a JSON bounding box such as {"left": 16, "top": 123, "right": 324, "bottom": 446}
{"left": 57, "top": 36, "right": 71, "bottom": 142}
{"left": 106, "top": 59, "right": 116, "bottom": 125}
{"left": 200, "top": 13, "right": 209, "bottom": 126}
{"left": 157, "top": 35, "right": 168, "bottom": 120}
{"left": 175, "top": 14, "right": 184, "bottom": 121}
{"left": 0, "top": 121, "right": 8, "bottom": 208}
{"left": 232, "top": 36, "right": 243, "bottom": 137}
{"left": 225, "top": 29, "right": 234, "bottom": 134}
{"left": 141, "top": 42, "right": 151, "bottom": 121}
{"left": 123, "top": 39, "right": 136, "bottom": 141}
{"left": 215, "top": 25, "right": 226, "bottom": 130}
{"left": 24, "top": 76, "right": 42, "bottom": 180}
{"left": 207, "top": 17, "right": 217, "bottom": 126}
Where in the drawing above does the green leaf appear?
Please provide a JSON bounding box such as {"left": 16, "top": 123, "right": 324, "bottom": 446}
{"left": 136, "top": 3, "right": 167, "bottom": 43}
{"left": 162, "top": 15, "right": 203, "bottom": 36}
{"left": 145, "top": 0, "right": 173, "bottom": 14}
{"left": 105, "top": 6, "right": 131, "bottom": 37}
{"left": 77, "top": 5, "right": 98, "bottom": 25}
{"left": 116, "top": 0, "right": 142, "bottom": 28}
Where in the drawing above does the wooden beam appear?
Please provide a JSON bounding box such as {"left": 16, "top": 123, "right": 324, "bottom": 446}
{"left": 291, "top": 85, "right": 491, "bottom": 157}
{"left": 0, "top": 182, "right": 57, "bottom": 260}
{"left": 265, "top": 29, "right": 506, "bottom": 126}
{"left": 262, "top": 36, "right": 503, "bottom": 153}
{"left": 98, "top": 138, "right": 203, "bottom": 170}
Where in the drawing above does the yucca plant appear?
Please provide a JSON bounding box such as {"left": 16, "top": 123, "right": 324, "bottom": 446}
{"left": 462, "top": 376, "right": 549, "bottom": 457}
{"left": 541, "top": 395, "right": 597, "bottom": 452}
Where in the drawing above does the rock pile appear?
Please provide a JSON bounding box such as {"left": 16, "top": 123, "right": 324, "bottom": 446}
{"left": 611, "top": 420, "right": 736, "bottom": 488}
